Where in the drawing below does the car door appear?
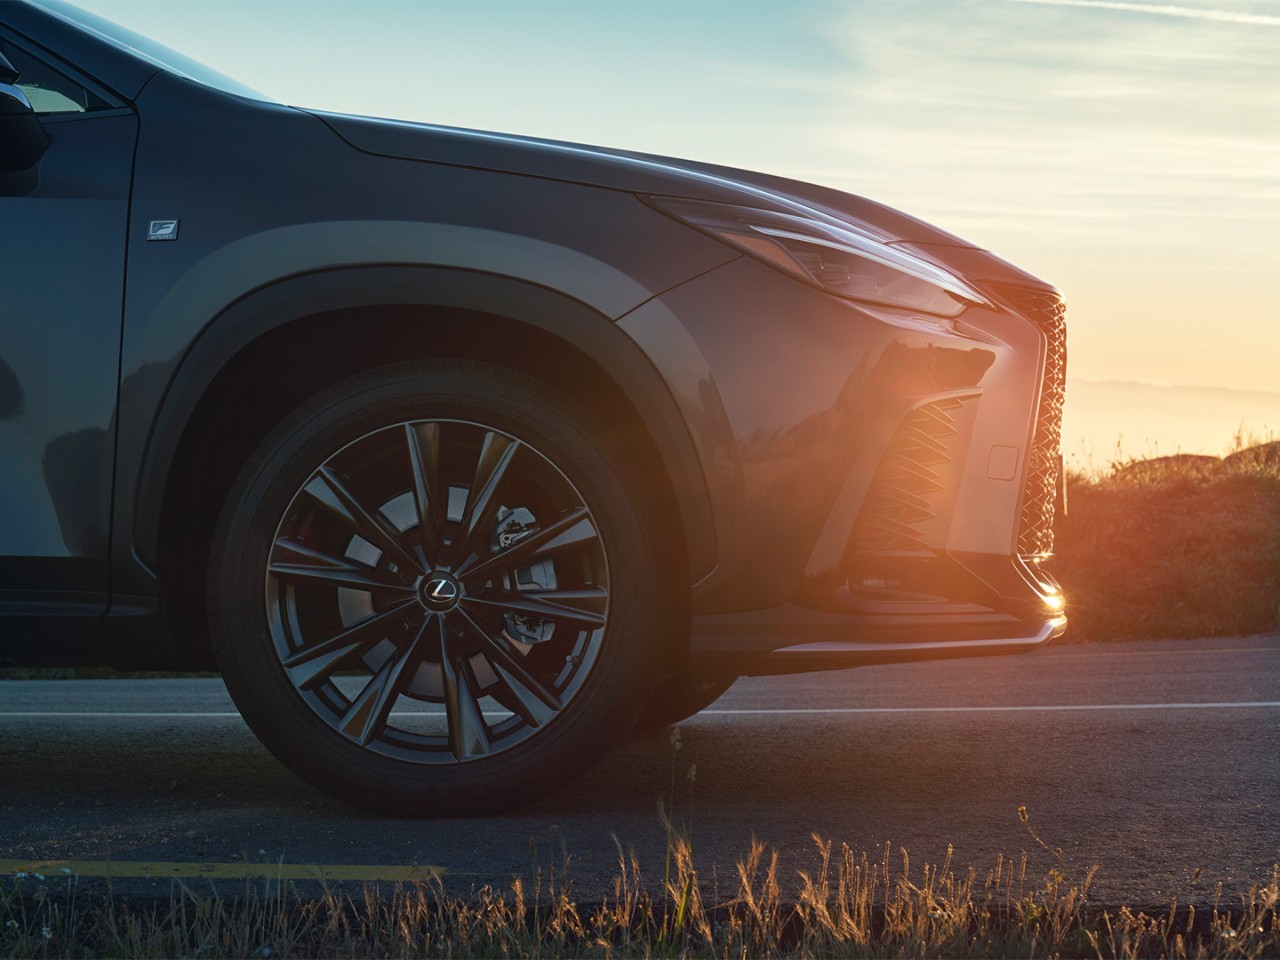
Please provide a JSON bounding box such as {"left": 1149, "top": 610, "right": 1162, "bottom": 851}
{"left": 0, "top": 33, "right": 136, "bottom": 650}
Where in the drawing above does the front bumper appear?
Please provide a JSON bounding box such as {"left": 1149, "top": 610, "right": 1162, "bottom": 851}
{"left": 617, "top": 250, "right": 1067, "bottom": 674}
{"left": 690, "top": 552, "right": 1066, "bottom": 675}
{"left": 693, "top": 610, "right": 1067, "bottom": 676}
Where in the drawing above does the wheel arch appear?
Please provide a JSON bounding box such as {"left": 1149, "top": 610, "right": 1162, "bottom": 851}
{"left": 135, "top": 266, "right": 713, "bottom": 659}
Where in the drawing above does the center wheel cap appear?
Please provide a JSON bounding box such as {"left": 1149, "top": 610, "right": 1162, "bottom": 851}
{"left": 419, "top": 573, "right": 462, "bottom": 611}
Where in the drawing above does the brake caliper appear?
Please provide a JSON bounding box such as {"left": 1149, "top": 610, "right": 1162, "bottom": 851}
{"left": 493, "top": 506, "right": 556, "bottom": 647}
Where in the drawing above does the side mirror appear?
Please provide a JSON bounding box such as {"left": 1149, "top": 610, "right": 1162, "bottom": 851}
{"left": 0, "top": 51, "right": 50, "bottom": 171}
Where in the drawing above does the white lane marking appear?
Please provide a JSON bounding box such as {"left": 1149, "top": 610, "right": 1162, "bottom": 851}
{"left": 704, "top": 701, "right": 1280, "bottom": 714}
{"left": 1043, "top": 646, "right": 1277, "bottom": 657}
{"left": 1, "top": 701, "right": 1278, "bottom": 718}
{"left": 0, "top": 711, "right": 482, "bottom": 718}
{"left": 0, "top": 712, "right": 248, "bottom": 717}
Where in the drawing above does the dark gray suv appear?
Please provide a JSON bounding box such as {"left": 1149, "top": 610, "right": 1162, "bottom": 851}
{"left": 0, "top": 0, "right": 1066, "bottom": 814}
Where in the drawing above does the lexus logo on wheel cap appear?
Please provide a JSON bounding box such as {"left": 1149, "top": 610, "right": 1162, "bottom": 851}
{"left": 428, "top": 578, "right": 458, "bottom": 601}
{"left": 421, "top": 575, "right": 461, "bottom": 609}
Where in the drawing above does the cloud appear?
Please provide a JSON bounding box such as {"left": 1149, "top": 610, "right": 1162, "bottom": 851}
{"left": 796, "top": 1, "right": 1280, "bottom": 241}
{"left": 1009, "top": 0, "right": 1280, "bottom": 27}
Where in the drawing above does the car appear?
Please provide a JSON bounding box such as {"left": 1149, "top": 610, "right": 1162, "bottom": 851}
{"left": 0, "top": 0, "right": 1067, "bottom": 815}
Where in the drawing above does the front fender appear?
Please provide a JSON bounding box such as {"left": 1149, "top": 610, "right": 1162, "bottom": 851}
{"left": 125, "top": 265, "right": 719, "bottom": 585}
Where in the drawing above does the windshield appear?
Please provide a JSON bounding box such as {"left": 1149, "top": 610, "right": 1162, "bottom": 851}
{"left": 35, "top": 0, "right": 273, "bottom": 102}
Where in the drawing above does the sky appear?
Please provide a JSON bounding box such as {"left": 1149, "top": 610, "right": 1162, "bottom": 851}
{"left": 70, "top": 0, "right": 1280, "bottom": 464}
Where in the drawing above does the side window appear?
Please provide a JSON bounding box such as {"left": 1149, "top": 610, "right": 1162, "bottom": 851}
{"left": 0, "top": 38, "right": 112, "bottom": 115}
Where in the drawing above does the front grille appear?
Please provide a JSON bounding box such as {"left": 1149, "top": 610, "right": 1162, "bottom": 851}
{"left": 852, "top": 396, "right": 971, "bottom": 553}
{"left": 989, "top": 285, "right": 1067, "bottom": 556}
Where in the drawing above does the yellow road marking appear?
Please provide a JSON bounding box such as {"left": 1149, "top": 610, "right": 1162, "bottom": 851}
{"left": 1, "top": 859, "right": 444, "bottom": 881}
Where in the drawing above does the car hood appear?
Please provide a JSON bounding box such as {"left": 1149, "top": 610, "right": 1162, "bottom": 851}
{"left": 312, "top": 111, "right": 977, "bottom": 248}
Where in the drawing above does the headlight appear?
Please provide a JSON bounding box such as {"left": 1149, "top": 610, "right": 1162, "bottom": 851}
{"left": 648, "top": 197, "right": 989, "bottom": 318}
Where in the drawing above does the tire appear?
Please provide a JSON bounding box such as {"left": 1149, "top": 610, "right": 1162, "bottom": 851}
{"left": 207, "top": 359, "right": 669, "bottom": 815}
{"left": 631, "top": 672, "right": 735, "bottom": 734}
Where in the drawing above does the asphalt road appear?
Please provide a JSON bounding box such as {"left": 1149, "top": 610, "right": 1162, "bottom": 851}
{"left": 2, "top": 635, "right": 1278, "bottom": 906}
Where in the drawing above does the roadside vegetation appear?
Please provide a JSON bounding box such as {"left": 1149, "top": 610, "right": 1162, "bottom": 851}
{"left": 3, "top": 807, "right": 1276, "bottom": 959}
{"left": 1051, "top": 437, "right": 1280, "bottom": 641}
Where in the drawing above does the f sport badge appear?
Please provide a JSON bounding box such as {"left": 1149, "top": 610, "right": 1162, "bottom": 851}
{"left": 147, "top": 220, "right": 179, "bottom": 241}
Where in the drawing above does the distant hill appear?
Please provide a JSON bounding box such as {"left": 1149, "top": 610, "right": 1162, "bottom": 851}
{"left": 1062, "top": 379, "right": 1280, "bottom": 469}
{"left": 1051, "top": 438, "right": 1280, "bottom": 641}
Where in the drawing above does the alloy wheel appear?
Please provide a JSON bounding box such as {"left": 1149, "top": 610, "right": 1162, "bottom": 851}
{"left": 264, "top": 418, "right": 610, "bottom": 764}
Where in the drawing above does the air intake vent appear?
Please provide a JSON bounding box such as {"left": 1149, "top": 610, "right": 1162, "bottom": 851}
{"left": 989, "top": 285, "right": 1067, "bottom": 557}
{"left": 853, "top": 396, "right": 972, "bottom": 553}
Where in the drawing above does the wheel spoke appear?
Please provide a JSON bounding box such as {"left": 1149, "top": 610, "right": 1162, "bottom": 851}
{"left": 456, "top": 507, "right": 596, "bottom": 581}
{"left": 405, "top": 422, "right": 443, "bottom": 560}
{"left": 281, "top": 604, "right": 413, "bottom": 690}
{"left": 338, "top": 624, "right": 426, "bottom": 745}
{"left": 452, "top": 432, "right": 519, "bottom": 568}
{"left": 466, "top": 587, "right": 608, "bottom": 629}
{"left": 304, "top": 466, "right": 423, "bottom": 574}
{"left": 269, "top": 539, "right": 416, "bottom": 594}
{"left": 456, "top": 607, "right": 562, "bottom": 719}
{"left": 437, "top": 617, "right": 490, "bottom": 760}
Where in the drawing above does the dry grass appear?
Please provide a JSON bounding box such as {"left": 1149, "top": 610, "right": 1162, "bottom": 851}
{"left": 3, "top": 812, "right": 1276, "bottom": 959}
{"left": 1051, "top": 439, "right": 1280, "bottom": 641}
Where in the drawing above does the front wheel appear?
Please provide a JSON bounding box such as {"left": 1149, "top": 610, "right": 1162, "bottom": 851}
{"left": 207, "top": 360, "right": 670, "bottom": 815}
